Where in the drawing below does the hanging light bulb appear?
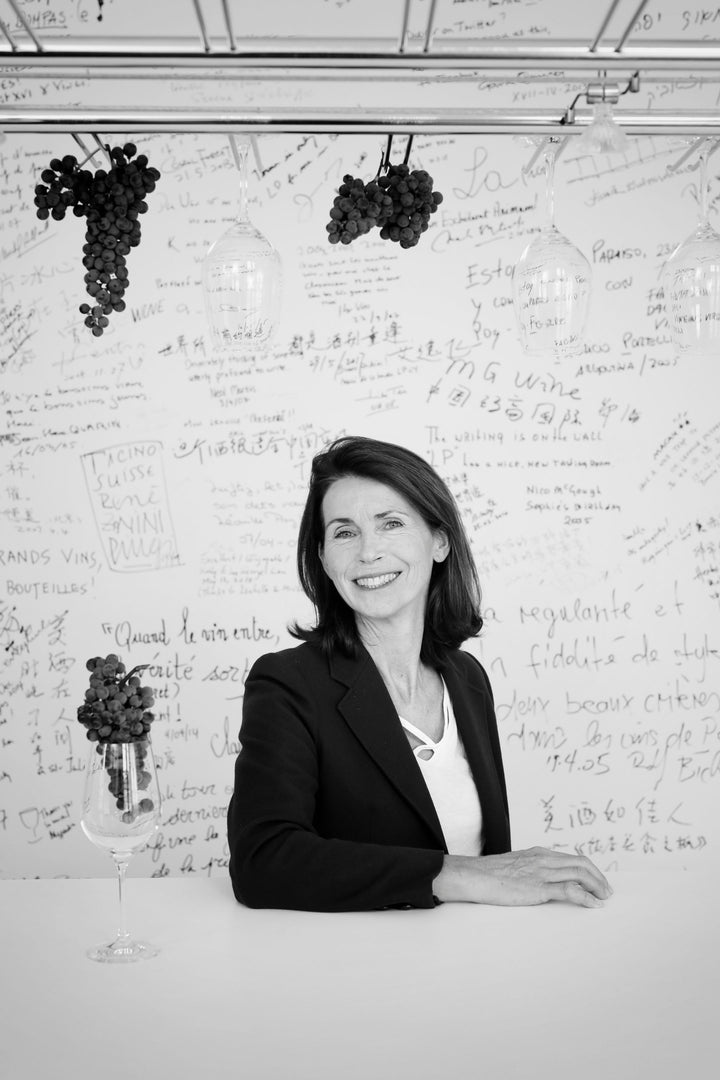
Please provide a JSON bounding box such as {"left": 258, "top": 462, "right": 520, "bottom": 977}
{"left": 579, "top": 100, "right": 632, "bottom": 155}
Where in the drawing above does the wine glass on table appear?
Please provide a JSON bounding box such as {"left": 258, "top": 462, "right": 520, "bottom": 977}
{"left": 662, "top": 138, "right": 720, "bottom": 358}
{"left": 81, "top": 735, "right": 161, "bottom": 963}
{"left": 512, "top": 137, "right": 592, "bottom": 359}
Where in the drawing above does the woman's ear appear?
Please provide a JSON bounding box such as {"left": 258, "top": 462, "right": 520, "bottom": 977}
{"left": 318, "top": 543, "right": 327, "bottom": 572}
{"left": 433, "top": 529, "right": 450, "bottom": 563}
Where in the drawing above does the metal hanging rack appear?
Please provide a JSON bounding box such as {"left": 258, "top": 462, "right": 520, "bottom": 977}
{"left": 0, "top": 0, "right": 719, "bottom": 138}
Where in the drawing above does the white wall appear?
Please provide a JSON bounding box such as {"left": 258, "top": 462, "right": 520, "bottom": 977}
{"left": 1, "top": 0, "right": 720, "bottom": 879}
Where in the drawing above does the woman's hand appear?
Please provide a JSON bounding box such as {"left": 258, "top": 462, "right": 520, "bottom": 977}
{"left": 433, "top": 847, "right": 613, "bottom": 908}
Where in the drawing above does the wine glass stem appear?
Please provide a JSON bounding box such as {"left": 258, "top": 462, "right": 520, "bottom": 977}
{"left": 236, "top": 139, "right": 249, "bottom": 222}
{"left": 115, "top": 857, "right": 130, "bottom": 941}
{"left": 544, "top": 147, "right": 556, "bottom": 228}
{"left": 698, "top": 146, "right": 709, "bottom": 226}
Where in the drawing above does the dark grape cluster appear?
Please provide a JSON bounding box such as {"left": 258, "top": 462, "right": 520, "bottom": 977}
{"left": 100, "top": 739, "right": 155, "bottom": 821}
{"left": 33, "top": 143, "right": 160, "bottom": 336}
{"left": 77, "top": 653, "right": 155, "bottom": 744}
{"left": 78, "top": 653, "right": 156, "bottom": 818}
{"left": 378, "top": 163, "right": 443, "bottom": 249}
{"left": 326, "top": 163, "right": 443, "bottom": 249}
{"left": 326, "top": 174, "right": 394, "bottom": 244}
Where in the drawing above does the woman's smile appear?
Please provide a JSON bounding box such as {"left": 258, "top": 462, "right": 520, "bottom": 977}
{"left": 353, "top": 571, "right": 401, "bottom": 590}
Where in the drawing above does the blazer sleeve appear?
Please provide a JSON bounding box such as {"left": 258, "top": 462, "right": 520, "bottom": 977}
{"left": 465, "top": 651, "right": 510, "bottom": 827}
{"left": 227, "top": 652, "right": 445, "bottom": 912}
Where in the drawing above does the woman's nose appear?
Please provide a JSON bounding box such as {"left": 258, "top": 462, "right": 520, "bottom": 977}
{"left": 357, "top": 531, "right": 383, "bottom": 562}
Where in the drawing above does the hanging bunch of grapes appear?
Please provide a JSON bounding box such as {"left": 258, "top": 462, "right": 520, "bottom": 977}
{"left": 33, "top": 142, "right": 161, "bottom": 337}
{"left": 326, "top": 136, "right": 443, "bottom": 249}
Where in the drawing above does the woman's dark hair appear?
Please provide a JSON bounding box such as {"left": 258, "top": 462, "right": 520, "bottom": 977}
{"left": 290, "top": 435, "right": 483, "bottom": 667}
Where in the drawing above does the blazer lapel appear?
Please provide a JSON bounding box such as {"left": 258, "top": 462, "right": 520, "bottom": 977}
{"left": 330, "top": 647, "right": 446, "bottom": 850}
{"left": 440, "top": 652, "right": 510, "bottom": 855}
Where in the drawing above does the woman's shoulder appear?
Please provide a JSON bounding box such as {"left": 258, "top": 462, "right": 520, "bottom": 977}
{"left": 249, "top": 639, "right": 326, "bottom": 678}
{"left": 443, "top": 647, "right": 493, "bottom": 692}
{"left": 243, "top": 641, "right": 349, "bottom": 728}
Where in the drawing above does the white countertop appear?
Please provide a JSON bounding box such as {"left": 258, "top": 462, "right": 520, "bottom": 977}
{"left": 1, "top": 871, "right": 718, "bottom": 1080}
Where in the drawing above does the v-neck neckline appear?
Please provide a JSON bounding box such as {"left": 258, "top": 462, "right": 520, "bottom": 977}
{"left": 398, "top": 678, "right": 449, "bottom": 750}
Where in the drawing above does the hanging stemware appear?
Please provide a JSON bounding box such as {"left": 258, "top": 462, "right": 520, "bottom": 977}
{"left": 202, "top": 135, "right": 282, "bottom": 352}
{"left": 662, "top": 139, "right": 720, "bottom": 359}
{"left": 512, "top": 138, "right": 592, "bottom": 360}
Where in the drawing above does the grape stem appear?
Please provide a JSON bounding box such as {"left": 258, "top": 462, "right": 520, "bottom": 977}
{"left": 374, "top": 133, "right": 413, "bottom": 181}
{"left": 118, "top": 663, "right": 150, "bottom": 693}
{"left": 381, "top": 133, "right": 393, "bottom": 173}
{"left": 92, "top": 134, "right": 113, "bottom": 170}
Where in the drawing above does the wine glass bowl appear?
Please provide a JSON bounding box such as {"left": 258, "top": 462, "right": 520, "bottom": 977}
{"left": 202, "top": 136, "right": 282, "bottom": 351}
{"left": 81, "top": 736, "right": 161, "bottom": 962}
{"left": 202, "top": 220, "right": 282, "bottom": 349}
{"left": 662, "top": 139, "right": 720, "bottom": 358}
{"left": 513, "top": 139, "right": 592, "bottom": 360}
{"left": 513, "top": 226, "right": 592, "bottom": 359}
{"left": 662, "top": 221, "right": 720, "bottom": 359}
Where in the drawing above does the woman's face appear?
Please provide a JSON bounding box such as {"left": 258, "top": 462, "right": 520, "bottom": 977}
{"left": 319, "top": 475, "right": 449, "bottom": 633}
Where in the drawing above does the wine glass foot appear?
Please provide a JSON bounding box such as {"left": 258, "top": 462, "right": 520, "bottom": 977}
{"left": 87, "top": 937, "right": 159, "bottom": 963}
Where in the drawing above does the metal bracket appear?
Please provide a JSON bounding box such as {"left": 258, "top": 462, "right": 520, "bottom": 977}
{"left": 398, "top": 0, "right": 439, "bottom": 55}
{"left": 561, "top": 69, "right": 640, "bottom": 126}
{"left": 4, "top": 0, "right": 43, "bottom": 51}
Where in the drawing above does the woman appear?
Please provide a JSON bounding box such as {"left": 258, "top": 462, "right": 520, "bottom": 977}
{"left": 227, "top": 436, "right": 612, "bottom": 911}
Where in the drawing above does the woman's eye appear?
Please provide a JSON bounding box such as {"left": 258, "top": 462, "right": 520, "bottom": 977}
{"left": 384, "top": 519, "right": 403, "bottom": 529}
{"left": 333, "top": 528, "right": 354, "bottom": 539}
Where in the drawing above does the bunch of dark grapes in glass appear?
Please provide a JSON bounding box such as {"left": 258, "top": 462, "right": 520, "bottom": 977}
{"left": 78, "top": 653, "right": 156, "bottom": 818}
{"left": 33, "top": 143, "right": 160, "bottom": 337}
{"left": 78, "top": 653, "right": 155, "bottom": 744}
{"left": 326, "top": 163, "right": 443, "bottom": 249}
{"left": 377, "top": 163, "right": 443, "bottom": 248}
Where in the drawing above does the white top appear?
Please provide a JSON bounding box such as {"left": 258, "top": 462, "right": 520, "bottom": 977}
{"left": 398, "top": 679, "right": 484, "bottom": 856}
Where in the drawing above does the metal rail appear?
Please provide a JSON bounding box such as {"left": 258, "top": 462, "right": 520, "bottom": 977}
{"left": 0, "top": 0, "right": 717, "bottom": 137}
{"left": 2, "top": 107, "right": 718, "bottom": 136}
{"left": 1, "top": 41, "right": 719, "bottom": 71}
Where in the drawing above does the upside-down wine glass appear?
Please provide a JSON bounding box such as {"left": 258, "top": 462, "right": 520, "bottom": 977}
{"left": 512, "top": 139, "right": 592, "bottom": 359}
{"left": 81, "top": 736, "right": 161, "bottom": 962}
{"left": 202, "top": 136, "right": 282, "bottom": 351}
{"left": 662, "top": 140, "right": 720, "bottom": 358}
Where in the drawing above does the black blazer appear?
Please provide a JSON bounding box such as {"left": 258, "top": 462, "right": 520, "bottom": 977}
{"left": 227, "top": 640, "right": 511, "bottom": 911}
